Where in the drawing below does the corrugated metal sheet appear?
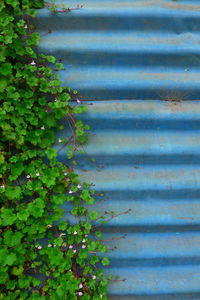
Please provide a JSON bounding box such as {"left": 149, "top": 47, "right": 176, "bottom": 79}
{"left": 37, "top": 1, "right": 200, "bottom": 299}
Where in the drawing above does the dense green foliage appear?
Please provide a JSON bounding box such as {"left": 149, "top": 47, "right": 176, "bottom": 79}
{"left": 0, "top": 1, "right": 110, "bottom": 299}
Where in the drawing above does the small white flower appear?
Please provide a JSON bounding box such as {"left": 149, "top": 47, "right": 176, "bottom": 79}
{"left": 58, "top": 138, "right": 62, "bottom": 143}
{"left": 54, "top": 99, "right": 58, "bottom": 102}
{"left": 30, "top": 60, "right": 36, "bottom": 65}
{"left": 66, "top": 178, "right": 70, "bottom": 182}
{"left": 100, "top": 295, "right": 103, "bottom": 298}
{"left": 77, "top": 184, "right": 81, "bottom": 189}
{"left": 82, "top": 245, "right": 86, "bottom": 249}
{"left": 82, "top": 239, "right": 86, "bottom": 243}
{"left": 73, "top": 249, "right": 77, "bottom": 254}
{"left": 26, "top": 175, "right": 30, "bottom": 178}
{"left": 79, "top": 283, "right": 83, "bottom": 289}
{"left": 69, "top": 190, "right": 73, "bottom": 194}
{"left": 36, "top": 173, "right": 40, "bottom": 177}
{"left": 24, "top": 24, "right": 28, "bottom": 29}
{"left": 85, "top": 234, "right": 88, "bottom": 237}
{"left": 73, "top": 231, "right": 78, "bottom": 235}
{"left": 53, "top": 245, "right": 56, "bottom": 247}
{"left": 77, "top": 99, "right": 81, "bottom": 104}
{"left": 92, "top": 275, "right": 96, "bottom": 280}
{"left": 48, "top": 244, "right": 52, "bottom": 247}
{"left": 41, "top": 126, "right": 45, "bottom": 130}
{"left": 1, "top": 184, "right": 5, "bottom": 188}
{"left": 64, "top": 172, "right": 68, "bottom": 176}
{"left": 69, "top": 245, "right": 73, "bottom": 249}
{"left": 77, "top": 292, "right": 83, "bottom": 296}
{"left": 37, "top": 245, "right": 42, "bottom": 250}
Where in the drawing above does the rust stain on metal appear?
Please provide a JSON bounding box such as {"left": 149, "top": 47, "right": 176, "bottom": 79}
{"left": 162, "top": 2, "right": 200, "bottom": 12}
{"left": 128, "top": 0, "right": 200, "bottom": 11}
{"left": 177, "top": 217, "right": 195, "bottom": 221}
{"left": 166, "top": 101, "right": 184, "bottom": 113}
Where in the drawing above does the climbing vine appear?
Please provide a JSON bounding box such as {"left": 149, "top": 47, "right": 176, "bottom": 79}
{"left": 0, "top": 1, "right": 111, "bottom": 299}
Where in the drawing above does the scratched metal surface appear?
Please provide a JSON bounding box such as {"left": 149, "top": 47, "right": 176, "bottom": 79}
{"left": 36, "top": 1, "right": 200, "bottom": 299}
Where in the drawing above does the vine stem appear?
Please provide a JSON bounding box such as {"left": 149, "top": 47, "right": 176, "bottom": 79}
{"left": 45, "top": 2, "right": 83, "bottom": 13}
{"left": 91, "top": 209, "right": 132, "bottom": 231}
{"left": 98, "top": 235, "right": 127, "bottom": 243}
{"left": 109, "top": 278, "right": 126, "bottom": 282}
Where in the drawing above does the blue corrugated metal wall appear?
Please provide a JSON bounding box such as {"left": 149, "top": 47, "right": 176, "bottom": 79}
{"left": 37, "top": 1, "right": 200, "bottom": 299}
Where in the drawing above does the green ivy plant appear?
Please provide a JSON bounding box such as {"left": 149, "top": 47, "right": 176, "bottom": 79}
{"left": 0, "top": 1, "right": 112, "bottom": 299}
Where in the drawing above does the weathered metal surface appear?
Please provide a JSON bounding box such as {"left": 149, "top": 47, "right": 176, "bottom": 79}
{"left": 74, "top": 100, "right": 200, "bottom": 299}
{"left": 37, "top": 0, "right": 200, "bottom": 100}
{"left": 37, "top": 1, "right": 200, "bottom": 299}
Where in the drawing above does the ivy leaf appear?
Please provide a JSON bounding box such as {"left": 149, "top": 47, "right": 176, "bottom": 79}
{"left": 0, "top": 63, "right": 12, "bottom": 76}
{"left": 73, "top": 106, "right": 88, "bottom": 114}
{"left": 58, "top": 221, "right": 68, "bottom": 231}
{"left": 45, "top": 148, "right": 57, "bottom": 160}
{"left": 66, "top": 145, "right": 73, "bottom": 159}
{"left": 4, "top": 253, "right": 17, "bottom": 266}
{"left": 5, "top": 186, "right": 21, "bottom": 200}
{"left": 11, "top": 266, "right": 24, "bottom": 276}
{"left": 80, "top": 190, "right": 94, "bottom": 205}
{"left": 89, "top": 210, "right": 99, "bottom": 221}
{"left": 0, "top": 208, "right": 17, "bottom": 226}
{"left": 101, "top": 257, "right": 110, "bottom": 266}
{"left": 90, "top": 256, "right": 99, "bottom": 265}
{"left": 17, "top": 210, "right": 30, "bottom": 221}
{"left": 4, "top": 230, "right": 23, "bottom": 247}
{"left": 10, "top": 162, "right": 24, "bottom": 179}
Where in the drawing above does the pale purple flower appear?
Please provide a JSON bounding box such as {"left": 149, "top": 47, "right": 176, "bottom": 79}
{"left": 48, "top": 244, "right": 52, "bottom": 247}
{"left": 37, "top": 245, "right": 42, "bottom": 250}
{"left": 79, "top": 283, "right": 83, "bottom": 289}
{"left": 54, "top": 99, "right": 58, "bottom": 102}
{"left": 73, "top": 231, "right": 78, "bottom": 235}
{"left": 77, "top": 99, "right": 81, "bottom": 104}
{"left": 82, "top": 245, "right": 86, "bottom": 249}
{"left": 58, "top": 138, "right": 62, "bottom": 143}
{"left": 77, "top": 184, "right": 81, "bottom": 189}
{"left": 64, "top": 172, "right": 68, "bottom": 176}
{"left": 77, "top": 292, "right": 83, "bottom": 296}
{"left": 30, "top": 60, "right": 36, "bottom": 66}
{"left": 26, "top": 175, "right": 30, "bottom": 178}
{"left": 82, "top": 239, "right": 86, "bottom": 243}
{"left": 69, "top": 190, "right": 73, "bottom": 194}
{"left": 69, "top": 245, "right": 73, "bottom": 249}
{"left": 36, "top": 173, "right": 40, "bottom": 177}
{"left": 92, "top": 275, "right": 96, "bottom": 280}
{"left": 24, "top": 24, "right": 28, "bottom": 29}
{"left": 66, "top": 178, "right": 70, "bottom": 182}
{"left": 85, "top": 235, "right": 88, "bottom": 237}
{"left": 41, "top": 126, "right": 45, "bottom": 130}
{"left": 73, "top": 249, "right": 77, "bottom": 254}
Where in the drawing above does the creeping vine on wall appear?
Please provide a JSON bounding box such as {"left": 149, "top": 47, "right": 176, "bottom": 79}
{"left": 0, "top": 1, "right": 112, "bottom": 299}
